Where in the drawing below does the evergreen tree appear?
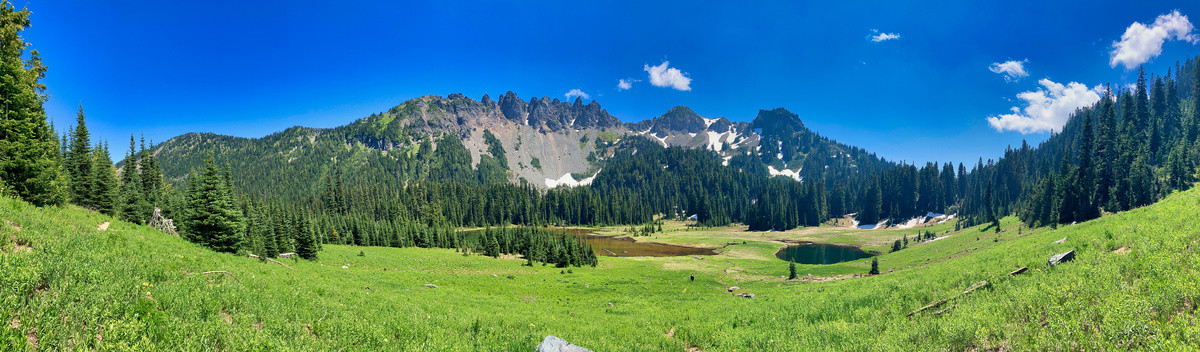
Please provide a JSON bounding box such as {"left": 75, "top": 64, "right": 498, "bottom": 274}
{"left": 0, "top": 1, "right": 64, "bottom": 206}
{"left": 139, "top": 136, "right": 165, "bottom": 207}
{"left": 1094, "top": 89, "right": 1117, "bottom": 210}
{"left": 1127, "top": 154, "right": 1155, "bottom": 208}
{"left": 858, "top": 176, "right": 882, "bottom": 224}
{"left": 1074, "top": 115, "right": 1098, "bottom": 220}
{"left": 788, "top": 261, "right": 797, "bottom": 280}
{"left": 118, "top": 135, "right": 151, "bottom": 223}
{"left": 91, "top": 142, "right": 118, "bottom": 216}
{"left": 295, "top": 215, "right": 319, "bottom": 260}
{"left": 868, "top": 257, "right": 879, "bottom": 275}
{"left": 181, "top": 156, "right": 245, "bottom": 253}
{"left": 66, "top": 105, "right": 94, "bottom": 207}
{"left": 1166, "top": 140, "right": 1194, "bottom": 190}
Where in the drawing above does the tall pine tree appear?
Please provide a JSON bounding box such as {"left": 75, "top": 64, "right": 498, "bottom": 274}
{"left": 0, "top": 1, "right": 65, "bottom": 206}
{"left": 66, "top": 105, "right": 94, "bottom": 207}
{"left": 91, "top": 141, "right": 118, "bottom": 216}
{"left": 119, "top": 135, "right": 152, "bottom": 223}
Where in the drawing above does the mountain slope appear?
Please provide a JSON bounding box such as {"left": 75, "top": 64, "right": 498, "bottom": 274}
{"left": 151, "top": 93, "right": 895, "bottom": 202}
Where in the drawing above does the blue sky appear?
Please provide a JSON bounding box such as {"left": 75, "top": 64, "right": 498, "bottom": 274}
{"left": 23, "top": 0, "right": 1200, "bottom": 165}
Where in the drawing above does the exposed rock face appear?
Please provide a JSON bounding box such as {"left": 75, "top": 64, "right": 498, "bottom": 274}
{"left": 574, "top": 100, "right": 622, "bottom": 128}
{"left": 498, "top": 91, "right": 529, "bottom": 123}
{"left": 535, "top": 336, "right": 592, "bottom": 352}
{"left": 491, "top": 92, "right": 622, "bottom": 131}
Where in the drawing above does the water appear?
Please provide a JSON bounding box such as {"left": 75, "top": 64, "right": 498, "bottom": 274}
{"left": 775, "top": 243, "right": 875, "bottom": 265}
{"left": 461, "top": 228, "right": 715, "bottom": 257}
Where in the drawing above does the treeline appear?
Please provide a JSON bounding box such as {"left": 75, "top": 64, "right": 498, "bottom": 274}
{"left": 473, "top": 227, "right": 598, "bottom": 268}
{"left": 1016, "top": 65, "right": 1198, "bottom": 227}
{"left": 855, "top": 161, "right": 962, "bottom": 224}
{"left": 948, "top": 61, "right": 1200, "bottom": 228}
{"left": 316, "top": 173, "right": 653, "bottom": 229}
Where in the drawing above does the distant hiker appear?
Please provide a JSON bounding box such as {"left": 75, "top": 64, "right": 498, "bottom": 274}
{"left": 690, "top": 275, "right": 695, "bottom": 282}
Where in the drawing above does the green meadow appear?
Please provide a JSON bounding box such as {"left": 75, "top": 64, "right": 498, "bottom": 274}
{"left": 3, "top": 187, "right": 1199, "bottom": 351}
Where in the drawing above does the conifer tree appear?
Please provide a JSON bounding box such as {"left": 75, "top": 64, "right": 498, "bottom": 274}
{"left": 91, "top": 142, "right": 118, "bottom": 216}
{"left": 1166, "top": 140, "right": 1194, "bottom": 190}
{"left": 139, "top": 137, "right": 165, "bottom": 207}
{"left": 118, "top": 135, "right": 151, "bottom": 223}
{"left": 1127, "top": 154, "right": 1155, "bottom": 208}
{"left": 243, "top": 202, "right": 264, "bottom": 255}
{"left": 788, "top": 261, "right": 797, "bottom": 280}
{"left": 1074, "top": 115, "right": 1098, "bottom": 220}
{"left": 0, "top": 1, "right": 64, "bottom": 206}
{"left": 295, "top": 215, "right": 319, "bottom": 260}
{"left": 182, "top": 156, "right": 244, "bottom": 253}
{"left": 1094, "top": 89, "right": 1117, "bottom": 209}
{"left": 66, "top": 105, "right": 94, "bottom": 207}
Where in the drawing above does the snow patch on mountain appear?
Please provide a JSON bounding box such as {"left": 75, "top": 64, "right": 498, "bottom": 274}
{"left": 857, "top": 219, "right": 889, "bottom": 230}
{"left": 544, "top": 169, "right": 601, "bottom": 188}
{"left": 895, "top": 216, "right": 926, "bottom": 229}
{"left": 767, "top": 165, "right": 802, "bottom": 181}
{"left": 706, "top": 131, "right": 724, "bottom": 151}
{"left": 651, "top": 133, "right": 669, "bottom": 146}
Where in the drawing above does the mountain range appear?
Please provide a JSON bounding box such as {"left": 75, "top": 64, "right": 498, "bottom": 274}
{"left": 151, "top": 92, "right": 894, "bottom": 198}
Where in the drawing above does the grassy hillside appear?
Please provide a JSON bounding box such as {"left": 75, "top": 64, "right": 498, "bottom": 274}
{"left": 3, "top": 187, "right": 1199, "bottom": 350}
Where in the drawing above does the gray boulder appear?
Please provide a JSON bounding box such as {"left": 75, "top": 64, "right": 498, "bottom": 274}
{"left": 536, "top": 336, "right": 592, "bottom": 352}
{"left": 1048, "top": 250, "right": 1075, "bottom": 266}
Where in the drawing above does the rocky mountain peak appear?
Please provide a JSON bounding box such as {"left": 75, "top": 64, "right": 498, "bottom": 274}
{"left": 630, "top": 105, "right": 709, "bottom": 134}
{"left": 749, "top": 107, "right": 806, "bottom": 136}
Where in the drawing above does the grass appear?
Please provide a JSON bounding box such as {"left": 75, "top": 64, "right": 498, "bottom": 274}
{"left": 2, "top": 187, "right": 1199, "bottom": 350}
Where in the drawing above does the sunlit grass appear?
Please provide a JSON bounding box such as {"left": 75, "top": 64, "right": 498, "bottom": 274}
{"left": 2, "top": 188, "right": 1198, "bottom": 350}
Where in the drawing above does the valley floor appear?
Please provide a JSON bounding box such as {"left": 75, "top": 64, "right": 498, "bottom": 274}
{"left": 3, "top": 189, "right": 1199, "bottom": 351}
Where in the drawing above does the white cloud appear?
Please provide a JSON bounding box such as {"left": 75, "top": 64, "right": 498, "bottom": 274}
{"left": 988, "top": 59, "right": 1029, "bottom": 82}
{"left": 564, "top": 89, "right": 589, "bottom": 100}
{"left": 643, "top": 61, "right": 692, "bottom": 91}
{"left": 617, "top": 78, "right": 636, "bottom": 90}
{"left": 987, "top": 78, "right": 1103, "bottom": 134}
{"left": 1109, "top": 10, "right": 1199, "bottom": 69}
{"left": 869, "top": 29, "right": 901, "bottom": 42}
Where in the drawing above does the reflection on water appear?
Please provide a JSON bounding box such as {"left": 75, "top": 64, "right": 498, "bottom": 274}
{"left": 775, "top": 243, "right": 875, "bottom": 264}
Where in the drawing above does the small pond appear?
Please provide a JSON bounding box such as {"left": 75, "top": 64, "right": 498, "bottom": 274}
{"left": 775, "top": 243, "right": 875, "bottom": 265}
{"left": 461, "top": 228, "right": 715, "bottom": 257}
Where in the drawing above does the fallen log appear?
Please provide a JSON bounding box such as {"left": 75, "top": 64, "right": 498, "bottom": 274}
{"left": 933, "top": 305, "right": 955, "bottom": 315}
{"left": 249, "top": 253, "right": 296, "bottom": 270}
{"left": 907, "top": 281, "right": 988, "bottom": 317}
{"left": 1008, "top": 267, "right": 1028, "bottom": 276}
{"left": 907, "top": 297, "right": 952, "bottom": 317}
{"left": 198, "top": 270, "right": 238, "bottom": 281}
